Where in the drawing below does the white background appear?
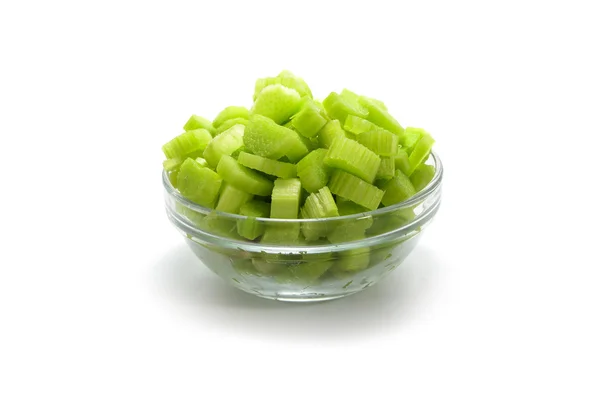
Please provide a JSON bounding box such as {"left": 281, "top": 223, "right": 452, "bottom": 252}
{"left": 1, "top": 0, "right": 599, "bottom": 398}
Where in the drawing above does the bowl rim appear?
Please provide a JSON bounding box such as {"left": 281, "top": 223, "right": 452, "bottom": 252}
{"left": 163, "top": 151, "right": 443, "bottom": 224}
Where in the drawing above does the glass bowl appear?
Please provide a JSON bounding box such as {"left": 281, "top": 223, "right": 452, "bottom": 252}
{"left": 163, "top": 152, "right": 443, "bottom": 302}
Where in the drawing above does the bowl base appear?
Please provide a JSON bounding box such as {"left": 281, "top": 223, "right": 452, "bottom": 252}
{"left": 239, "top": 288, "right": 362, "bottom": 303}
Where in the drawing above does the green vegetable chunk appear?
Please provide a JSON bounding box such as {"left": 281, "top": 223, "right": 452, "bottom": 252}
{"left": 301, "top": 187, "right": 339, "bottom": 220}
{"left": 270, "top": 178, "right": 302, "bottom": 219}
{"left": 244, "top": 114, "right": 296, "bottom": 159}
{"left": 401, "top": 127, "right": 425, "bottom": 154}
{"left": 317, "top": 119, "right": 346, "bottom": 149}
{"left": 199, "top": 212, "right": 242, "bottom": 240}
{"left": 216, "top": 155, "right": 274, "bottom": 196}
{"left": 367, "top": 207, "right": 416, "bottom": 237}
{"left": 291, "top": 98, "right": 327, "bottom": 138}
{"left": 356, "top": 128, "right": 398, "bottom": 156}
{"left": 237, "top": 151, "right": 297, "bottom": 178}
{"left": 296, "top": 148, "right": 331, "bottom": 193}
{"left": 332, "top": 247, "right": 370, "bottom": 273}
{"left": 213, "top": 118, "right": 249, "bottom": 136}
{"left": 183, "top": 115, "right": 215, "bottom": 135}
{"left": 236, "top": 200, "right": 270, "bottom": 240}
{"left": 410, "top": 164, "right": 435, "bottom": 192}
{"left": 344, "top": 115, "right": 380, "bottom": 135}
{"left": 328, "top": 169, "right": 384, "bottom": 211}
{"left": 213, "top": 106, "right": 249, "bottom": 128}
{"left": 168, "top": 170, "right": 178, "bottom": 187}
{"left": 162, "top": 129, "right": 213, "bottom": 160}
{"left": 301, "top": 186, "right": 339, "bottom": 241}
{"left": 253, "top": 70, "right": 313, "bottom": 100}
{"left": 324, "top": 136, "right": 381, "bottom": 184}
{"left": 359, "top": 96, "right": 404, "bottom": 136}
{"left": 322, "top": 91, "right": 368, "bottom": 124}
{"left": 376, "top": 156, "right": 396, "bottom": 180}
{"left": 394, "top": 147, "right": 411, "bottom": 175}
{"left": 378, "top": 169, "right": 416, "bottom": 206}
{"left": 284, "top": 130, "right": 311, "bottom": 162}
{"left": 280, "top": 258, "right": 333, "bottom": 284}
{"left": 202, "top": 124, "right": 245, "bottom": 168}
{"left": 328, "top": 217, "right": 372, "bottom": 244}
{"left": 261, "top": 224, "right": 300, "bottom": 244}
{"left": 177, "top": 158, "right": 222, "bottom": 207}
{"left": 407, "top": 132, "right": 435, "bottom": 176}
{"left": 368, "top": 97, "right": 388, "bottom": 111}
{"left": 194, "top": 157, "right": 209, "bottom": 168}
{"left": 163, "top": 157, "right": 183, "bottom": 172}
{"left": 250, "top": 84, "right": 302, "bottom": 124}
{"left": 216, "top": 183, "right": 253, "bottom": 213}
{"left": 336, "top": 197, "right": 371, "bottom": 216}
{"left": 327, "top": 197, "right": 373, "bottom": 243}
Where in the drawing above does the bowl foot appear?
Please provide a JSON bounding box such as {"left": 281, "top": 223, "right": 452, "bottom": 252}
{"left": 239, "top": 288, "right": 362, "bottom": 303}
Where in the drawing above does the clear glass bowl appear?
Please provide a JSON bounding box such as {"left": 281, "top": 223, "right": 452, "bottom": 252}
{"left": 163, "top": 152, "right": 443, "bottom": 302}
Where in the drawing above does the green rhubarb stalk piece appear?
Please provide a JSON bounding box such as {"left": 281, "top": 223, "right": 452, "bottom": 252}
{"left": 300, "top": 186, "right": 339, "bottom": 241}
{"left": 317, "top": 119, "right": 346, "bottom": 149}
{"left": 394, "top": 147, "right": 411, "bottom": 175}
{"left": 215, "top": 183, "right": 253, "bottom": 214}
{"left": 270, "top": 178, "right": 302, "bottom": 219}
{"left": 410, "top": 164, "right": 435, "bottom": 192}
{"left": 162, "top": 129, "right": 213, "bottom": 160}
{"left": 343, "top": 115, "right": 380, "bottom": 135}
{"left": 332, "top": 247, "right": 370, "bottom": 273}
{"left": 163, "top": 157, "right": 183, "bottom": 172}
{"left": 376, "top": 156, "right": 395, "bottom": 180}
{"left": 280, "top": 259, "right": 333, "bottom": 284}
{"left": 202, "top": 124, "right": 245, "bottom": 168}
{"left": 176, "top": 158, "right": 222, "bottom": 207}
{"left": 168, "top": 170, "right": 178, "bottom": 187}
{"left": 230, "top": 146, "right": 246, "bottom": 159}
{"left": 339, "top": 88, "right": 362, "bottom": 103}
{"left": 243, "top": 114, "right": 296, "bottom": 159}
{"left": 322, "top": 91, "right": 368, "bottom": 124}
{"left": 194, "top": 157, "right": 209, "bottom": 168}
{"left": 284, "top": 130, "right": 311, "bottom": 162}
{"left": 359, "top": 96, "right": 404, "bottom": 136}
{"left": 165, "top": 155, "right": 207, "bottom": 174}
{"left": 356, "top": 128, "right": 398, "bottom": 156}
{"left": 250, "top": 83, "right": 302, "bottom": 124}
{"left": 175, "top": 202, "right": 204, "bottom": 226}
{"left": 199, "top": 212, "right": 242, "bottom": 240}
{"left": 301, "top": 187, "right": 338, "bottom": 218}
{"left": 367, "top": 207, "right": 416, "bottom": 237}
{"left": 336, "top": 196, "right": 370, "bottom": 215}
{"left": 213, "top": 118, "right": 249, "bottom": 136}
{"left": 313, "top": 99, "right": 329, "bottom": 122}
{"left": 216, "top": 155, "right": 274, "bottom": 196}
{"left": 291, "top": 98, "right": 327, "bottom": 138}
{"left": 378, "top": 169, "right": 416, "bottom": 206}
{"left": 328, "top": 169, "right": 384, "bottom": 211}
{"left": 324, "top": 136, "right": 381, "bottom": 183}
{"left": 183, "top": 115, "right": 215, "bottom": 135}
{"left": 236, "top": 200, "right": 270, "bottom": 240}
{"left": 366, "top": 96, "right": 387, "bottom": 111}
{"left": 253, "top": 70, "right": 313, "bottom": 101}
{"left": 237, "top": 151, "right": 297, "bottom": 179}
{"left": 327, "top": 198, "right": 373, "bottom": 243}
{"left": 260, "top": 224, "right": 301, "bottom": 244}
{"left": 406, "top": 132, "right": 435, "bottom": 176}
{"left": 401, "top": 127, "right": 425, "bottom": 154}
{"left": 296, "top": 149, "right": 331, "bottom": 193}
{"left": 213, "top": 106, "right": 249, "bottom": 129}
